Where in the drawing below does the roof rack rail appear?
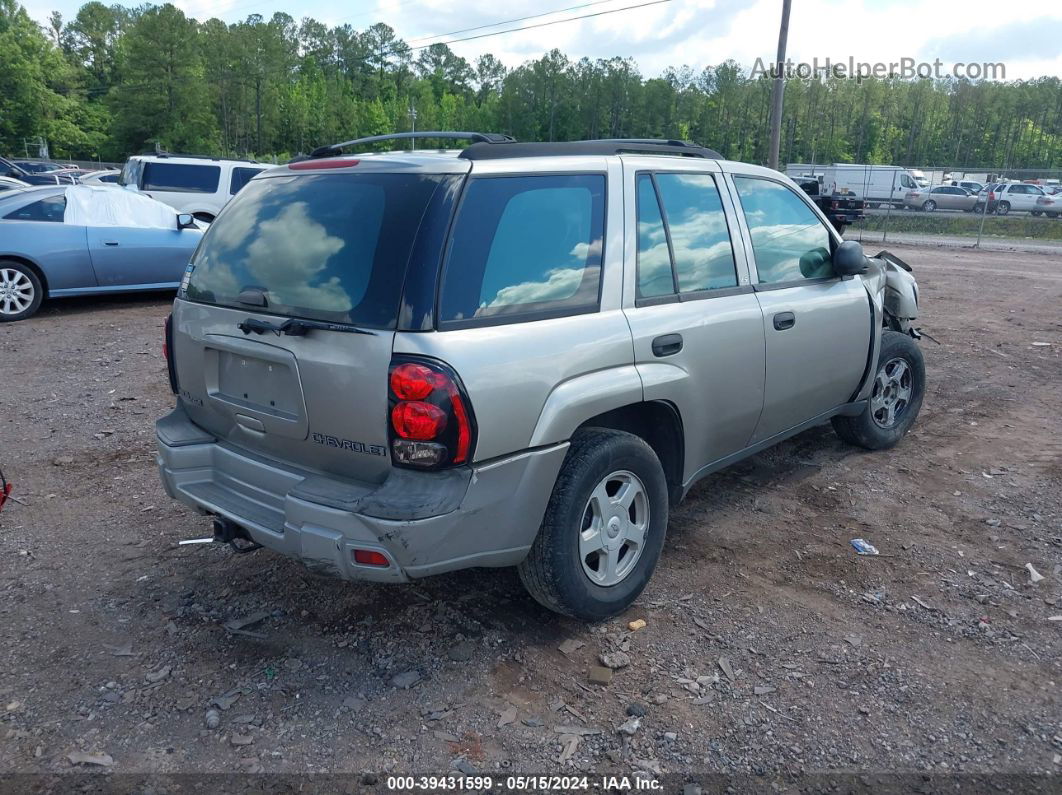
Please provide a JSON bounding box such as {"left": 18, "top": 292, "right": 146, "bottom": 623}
{"left": 309, "top": 131, "right": 516, "bottom": 159}
{"left": 138, "top": 151, "right": 260, "bottom": 164}
{"left": 459, "top": 138, "right": 722, "bottom": 161}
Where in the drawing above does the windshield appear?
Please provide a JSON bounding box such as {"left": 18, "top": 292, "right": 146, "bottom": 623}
{"left": 183, "top": 172, "right": 447, "bottom": 328}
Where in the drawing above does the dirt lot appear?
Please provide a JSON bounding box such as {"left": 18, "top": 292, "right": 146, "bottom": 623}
{"left": 1, "top": 244, "right": 1060, "bottom": 788}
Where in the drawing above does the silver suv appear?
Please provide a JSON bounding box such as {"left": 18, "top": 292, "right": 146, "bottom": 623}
{"left": 157, "top": 133, "right": 924, "bottom": 621}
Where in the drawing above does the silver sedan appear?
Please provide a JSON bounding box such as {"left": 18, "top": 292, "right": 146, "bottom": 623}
{"left": 903, "top": 185, "right": 978, "bottom": 212}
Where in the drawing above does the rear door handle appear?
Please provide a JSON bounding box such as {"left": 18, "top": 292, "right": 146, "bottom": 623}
{"left": 773, "top": 311, "right": 796, "bottom": 331}
{"left": 651, "top": 333, "right": 683, "bottom": 357}
{"left": 103, "top": 240, "right": 119, "bottom": 246}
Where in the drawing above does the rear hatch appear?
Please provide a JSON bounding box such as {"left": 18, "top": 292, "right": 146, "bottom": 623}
{"left": 170, "top": 159, "right": 467, "bottom": 484}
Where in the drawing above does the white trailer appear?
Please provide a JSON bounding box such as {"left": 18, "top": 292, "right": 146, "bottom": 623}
{"left": 784, "top": 164, "right": 924, "bottom": 207}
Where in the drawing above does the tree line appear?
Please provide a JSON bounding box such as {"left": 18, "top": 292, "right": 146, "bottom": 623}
{"left": 2, "top": 0, "right": 1061, "bottom": 170}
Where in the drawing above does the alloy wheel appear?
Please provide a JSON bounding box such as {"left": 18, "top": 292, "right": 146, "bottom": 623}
{"left": 579, "top": 470, "right": 650, "bottom": 587}
{"left": 870, "top": 357, "right": 913, "bottom": 429}
{"left": 0, "top": 268, "right": 34, "bottom": 317}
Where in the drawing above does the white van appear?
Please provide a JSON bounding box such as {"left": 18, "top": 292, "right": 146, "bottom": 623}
{"left": 785, "top": 164, "right": 924, "bottom": 207}
{"left": 118, "top": 154, "right": 268, "bottom": 222}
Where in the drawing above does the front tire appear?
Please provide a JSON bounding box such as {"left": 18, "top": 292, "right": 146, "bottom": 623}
{"left": 832, "top": 331, "right": 925, "bottom": 450}
{"left": 0, "top": 261, "right": 44, "bottom": 322}
{"left": 518, "top": 429, "right": 669, "bottom": 621}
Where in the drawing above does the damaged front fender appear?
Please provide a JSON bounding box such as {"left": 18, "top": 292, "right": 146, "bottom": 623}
{"left": 865, "top": 250, "right": 919, "bottom": 334}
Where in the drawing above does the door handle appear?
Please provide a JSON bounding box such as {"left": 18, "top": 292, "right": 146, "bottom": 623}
{"left": 103, "top": 240, "right": 119, "bottom": 246}
{"left": 773, "top": 311, "right": 796, "bottom": 330}
{"left": 651, "top": 333, "right": 683, "bottom": 357}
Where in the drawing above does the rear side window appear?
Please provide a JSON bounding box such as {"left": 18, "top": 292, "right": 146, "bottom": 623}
{"left": 4, "top": 195, "right": 66, "bottom": 222}
{"left": 230, "top": 167, "right": 264, "bottom": 195}
{"left": 143, "top": 162, "right": 220, "bottom": 193}
{"left": 439, "top": 174, "right": 605, "bottom": 327}
{"left": 185, "top": 173, "right": 447, "bottom": 328}
{"left": 734, "top": 177, "right": 832, "bottom": 284}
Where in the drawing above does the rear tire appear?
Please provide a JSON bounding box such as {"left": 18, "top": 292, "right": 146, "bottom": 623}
{"left": 518, "top": 429, "right": 669, "bottom": 621}
{"left": 832, "top": 331, "right": 925, "bottom": 450}
{"left": 1031, "top": 210, "right": 1043, "bottom": 217}
{"left": 0, "top": 260, "right": 44, "bottom": 322}
{"left": 922, "top": 200, "right": 936, "bottom": 212}
{"left": 996, "top": 201, "right": 1010, "bottom": 216}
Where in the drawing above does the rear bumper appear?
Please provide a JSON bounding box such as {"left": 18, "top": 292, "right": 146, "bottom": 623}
{"left": 156, "top": 406, "right": 567, "bottom": 582}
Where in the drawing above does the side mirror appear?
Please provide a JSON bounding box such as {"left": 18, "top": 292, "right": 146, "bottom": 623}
{"left": 177, "top": 213, "right": 196, "bottom": 230}
{"left": 833, "top": 240, "right": 868, "bottom": 276}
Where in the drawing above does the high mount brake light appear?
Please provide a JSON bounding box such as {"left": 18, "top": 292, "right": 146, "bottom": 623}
{"left": 388, "top": 358, "right": 475, "bottom": 469}
{"left": 289, "top": 158, "right": 360, "bottom": 170}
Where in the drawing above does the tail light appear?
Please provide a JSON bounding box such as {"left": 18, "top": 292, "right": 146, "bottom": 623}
{"left": 830, "top": 200, "right": 839, "bottom": 209}
{"left": 164, "top": 314, "right": 179, "bottom": 395}
{"left": 988, "top": 191, "right": 995, "bottom": 201}
{"left": 388, "top": 357, "right": 475, "bottom": 469}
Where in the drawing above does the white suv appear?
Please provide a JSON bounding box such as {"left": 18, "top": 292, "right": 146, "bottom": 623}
{"left": 118, "top": 154, "right": 268, "bottom": 222}
{"left": 992, "top": 183, "right": 1055, "bottom": 216}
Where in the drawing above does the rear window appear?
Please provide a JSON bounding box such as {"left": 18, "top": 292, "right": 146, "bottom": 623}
{"left": 438, "top": 174, "right": 605, "bottom": 327}
{"left": 184, "top": 173, "right": 445, "bottom": 328}
{"left": 142, "top": 162, "right": 220, "bottom": 193}
{"left": 229, "top": 167, "right": 264, "bottom": 195}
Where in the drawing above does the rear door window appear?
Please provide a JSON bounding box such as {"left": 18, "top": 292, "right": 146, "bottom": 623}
{"left": 142, "top": 162, "right": 221, "bottom": 193}
{"left": 438, "top": 174, "right": 605, "bottom": 327}
{"left": 635, "top": 172, "right": 738, "bottom": 298}
{"left": 184, "top": 173, "right": 448, "bottom": 328}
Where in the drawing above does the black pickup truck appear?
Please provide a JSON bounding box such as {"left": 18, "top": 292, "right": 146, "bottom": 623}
{"left": 796, "top": 177, "right": 865, "bottom": 234}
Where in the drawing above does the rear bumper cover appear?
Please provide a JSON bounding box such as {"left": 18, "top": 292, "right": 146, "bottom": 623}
{"left": 156, "top": 406, "right": 567, "bottom": 582}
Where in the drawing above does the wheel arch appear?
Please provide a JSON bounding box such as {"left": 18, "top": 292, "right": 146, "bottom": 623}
{"left": 574, "top": 400, "right": 685, "bottom": 506}
{"left": 0, "top": 254, "right": 48, "bottom": 297}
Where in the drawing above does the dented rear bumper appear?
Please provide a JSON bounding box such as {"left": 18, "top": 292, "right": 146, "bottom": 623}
{"left": 156, "top": 406, "right": 566, "bottom": 582}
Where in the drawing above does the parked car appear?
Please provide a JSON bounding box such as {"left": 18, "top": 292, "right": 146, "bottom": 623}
{"left": 0, "top": 176, "right": 30, "bottom": 192}
{"left": 950, "top": 179, "right": 984, "bottom": 194}
{"left": 795, "top": 177, "right": 865, "bottom": 232}
{"left": 118, "top": 153, "right": 269, "bottom": 222}
{"left": 156, "top": 132, "right": 924, "bottom": 621}
{"left": 79, "top": 169, "right": 121, "bottom": 185}
{"left": 903, "top": 185, "right": 977, "bottom": 212}
{"left": 973, "top": 183, "right": 1005, "bottom": 214}
{"left": 0, "top": 156, "right": 77, "bottom": 185}
{"left": 11, "top": 160, "right": 66, "bottom": 173}
{"left": 982, "top": 182, "right": 1054, "bottom": 216}
{"left": 0, "top": 185, "right": 203, "bottom": 322}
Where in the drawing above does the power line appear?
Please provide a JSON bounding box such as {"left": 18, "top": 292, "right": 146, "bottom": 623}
{"left": 393, "top": 0, "right": 675, "bottom": 57}
{"left": 404, "top": 0, "right": 624, "bottom": 47}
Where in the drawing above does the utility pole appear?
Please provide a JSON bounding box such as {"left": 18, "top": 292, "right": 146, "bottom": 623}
{"left": 409, "top": 104, "right": 417, "bottom": 151}
{"left": 767, "top": 0, "right": 792, "bottom": 171}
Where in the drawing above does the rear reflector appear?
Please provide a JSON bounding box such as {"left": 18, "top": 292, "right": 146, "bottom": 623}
{"left": 289, "top": 158, "right": 360, "bottom": 170}
{"left": 353, "top": 549, "right": 389, "bottom": 567}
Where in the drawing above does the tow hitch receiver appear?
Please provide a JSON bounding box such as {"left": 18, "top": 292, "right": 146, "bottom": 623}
{"left": 178, "top": 518, "right": 262, "bottom": 554}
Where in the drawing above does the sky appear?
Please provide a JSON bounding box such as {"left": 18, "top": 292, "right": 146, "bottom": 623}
{"left": 25, "top": 0, "right": 1062, "bottom": 82}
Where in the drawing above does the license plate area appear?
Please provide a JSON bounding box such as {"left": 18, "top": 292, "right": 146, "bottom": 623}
{"left": 201, "top": 335, "right": 309, "bottom": 440}
{"left": 216, "top": 351, "right": 299, "bottom": 419}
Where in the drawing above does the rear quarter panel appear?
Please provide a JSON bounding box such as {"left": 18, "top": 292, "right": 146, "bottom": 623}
{"left": 0, "top": 222, "right": 95, "bottom": 291}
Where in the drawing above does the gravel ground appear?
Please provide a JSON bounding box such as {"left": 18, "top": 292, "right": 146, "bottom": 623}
{"left": 0, "top": 244, "right": 1060, "bottom": 789}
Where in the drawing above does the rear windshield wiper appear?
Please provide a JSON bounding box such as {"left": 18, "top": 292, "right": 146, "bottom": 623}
{"left": 237, "top": 317, "right": 376, "bottom": 337}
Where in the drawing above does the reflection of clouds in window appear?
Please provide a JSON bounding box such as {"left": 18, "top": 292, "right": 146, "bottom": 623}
{"left": 244, "top": 202, "right": 350, "bottom": 311}
{"left": 655, "top": 174, "right": 737, "bottom": 292}
{"left": 481, "top": 265, "right": 589, "bottom": 311}
{"left": 736, "top": 177, "right": 831, "bottom": 284}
